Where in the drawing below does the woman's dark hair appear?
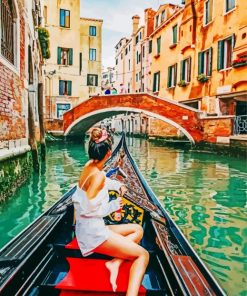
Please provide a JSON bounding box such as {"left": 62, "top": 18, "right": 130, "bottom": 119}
{"left": 88, "top": 128, "right": 112, "bottom": 161}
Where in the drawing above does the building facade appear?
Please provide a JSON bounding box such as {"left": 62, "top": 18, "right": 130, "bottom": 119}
{"left": 113, "top": 0, "right": 247, "bottom": 137}
{"left": 0, "top": 0, "right": 44, "bottom": 201}
{"left": 43, "top": 0, "right": 102, "bottom": 133}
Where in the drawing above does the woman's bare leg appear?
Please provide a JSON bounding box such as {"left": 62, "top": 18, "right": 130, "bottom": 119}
{"left": 105, "top": 224, "right": 144, "bottom": 290}
{"left": 93, "top": 230, "right": 149, "bottom": 296}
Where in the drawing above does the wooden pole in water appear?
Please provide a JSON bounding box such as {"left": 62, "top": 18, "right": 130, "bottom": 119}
{"left": 38, "top": 83, "right": 46, "bottom": 160}
{"left": 28, "top": 93, "right": 39, "bottom": 172}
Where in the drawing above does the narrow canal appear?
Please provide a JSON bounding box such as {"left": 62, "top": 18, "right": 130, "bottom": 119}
{"left": 0, "top": 137, "right": 246, "bottom": 296}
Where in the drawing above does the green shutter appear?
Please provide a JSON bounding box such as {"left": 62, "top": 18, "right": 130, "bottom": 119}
{"left": 174, "top": 63, "right": 177, "bottom": 85}
{"left": 69, "top": 48, "right": 73, "bottom": 65}
{"left": 181, "top": 60, "right": 185, "bottom": 80}
{"left": 57, "top": 47, "right": 61, "bottom": 64}
{"left": 217, "top": 40, "right": 224, "bottom": 70}
{"left": 153, "top": 73, "right": 156, "bottom": 91}
{"left": 198, "top": 52, "right": 203, "bottom": 75}
{"left": 167, "top": 66, "right": 172, "bottom": 88}
{"left": 68, "top": 81, "right": 72, "bottom": 96}
{"left": 188, "top": 57, "right": 192, "bottom": 82}
{"left": 208, "top": 47, "right": 213, "bottom": 76}
{"left": 59, "top": 80, "right": 63, "bottom": 95}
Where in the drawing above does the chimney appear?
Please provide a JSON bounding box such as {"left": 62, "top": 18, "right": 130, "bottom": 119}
{"left": 144, "top": 8, "right": 156, "bottom": 37}
{"left": 132, "top": 15, "right": 140, "bottom": 35}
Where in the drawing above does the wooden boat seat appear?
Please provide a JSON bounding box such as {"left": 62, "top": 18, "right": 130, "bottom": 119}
{"left": 55, "top": 257, "right": 146, "bottom": 295}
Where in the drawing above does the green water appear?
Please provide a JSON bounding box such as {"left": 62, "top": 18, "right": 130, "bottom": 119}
{"left": 0, "top": 137, "right": 246, "bottom": 295}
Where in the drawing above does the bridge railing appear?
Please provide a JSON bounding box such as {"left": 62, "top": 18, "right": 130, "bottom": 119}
{"left": 234, "top": 115, "right": 247, "bottom": 135}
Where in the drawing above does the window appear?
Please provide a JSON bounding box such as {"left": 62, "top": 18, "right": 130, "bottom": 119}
{"left": 57, "top": 103, "right": 71, "bottom": 119}
{"left": 139, "top": 31, "right": 142, "bottom": 40}
{"left": 204, "top": 0, "right": 213, "bottom": 25}
{"left": 172, "top": 25, "right": 178, "bottom": 44}
{"left": 79, "top": 52, "right": 82, "bottom": 75}
{"left": 89, "top": 48, "right": 96, "bottom": 61}
{"left": 116, "top": 58, "right": 118, "bottom": 65}
{"left": 121, "top": 53, "right": 123, "bottom": 60}
{"left": 157, "top": 37, "right": 161, "bottom": 55}
{"left": 136, "top": 35, "right": 139, "bottom": 45}
{"left": 129, "top": 59, "right": 130, "bottom": 70}
{"left": 59, "top": 80, "right": 72, "bottom": 95}
{"left": 155, "top": 15, "right": 159, "bottom": 28}
{"left": 57, "top": 47, "right": 73, "bottom": 65}
{"left": 89, "top": 26, "right": 96, "bottom": 36}
{"left": 149, "top": 40, "right": 152, "bottom": 53}
{"left": 161, "top": 10, "right": 166, "bottom": 22}
{"left": 129, "top": 44, "right": 131, "bottom": 51}
{"left": 136, "top": 73, "right": 138, "bottom": 82}
{"left": 142, "top": 45, "right": 145, "bottom": 58}
{"left": 218, "top": 35, "right": 235, "bottom": 70}
{"left": 87, "top": 74, "right": 98, "bottom": 86}
{"left": 198, "top": 48, "right": 213, "bottom": 76}
{"left": 139, "top": 71, "right": 141, "bottom": 80}
{"left": 153, "top": 71, "right": 160, "bottom": 92}
{"left": 44, "top": 6, "right": 48, "bottom": 25}
{"left": 180, "top": 57, "right": 191, "bottom": 83}
{"left": 1, "top": 0, "right": 17, "bottom": 65}
{"left": 167, "top": 64, "right": 177, "bottom": 88}
{"left": 225, "top": 0, "right": 235, "bottom": 12}
{"left": 125, "top": 47, "right": 128, "bottom": 55}
{"left": 136, "top": 51, "right": 139, "bottom": 64}
{"left": 60, "top": 9, "right": 70, "bottom": 28}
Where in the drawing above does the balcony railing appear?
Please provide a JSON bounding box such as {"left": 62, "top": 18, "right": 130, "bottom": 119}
{"left": 234, "top": 115, "right": 247, "bottom": 135}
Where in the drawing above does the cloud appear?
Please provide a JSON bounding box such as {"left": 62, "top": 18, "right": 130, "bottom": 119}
{"left": 80, "top": 0, "right": 181, "bottom": 68}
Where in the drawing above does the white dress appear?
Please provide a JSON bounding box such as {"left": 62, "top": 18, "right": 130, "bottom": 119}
{"left": 72, "top": 174, "right": 122, "bottom": 257}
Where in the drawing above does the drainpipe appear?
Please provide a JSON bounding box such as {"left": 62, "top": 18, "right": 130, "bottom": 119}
{"left": 190, "top": 0, "right": 197, "bottom": 45}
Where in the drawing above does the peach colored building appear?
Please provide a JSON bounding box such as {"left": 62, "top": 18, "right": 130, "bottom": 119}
{"left": 151, "top": 0, "right": 247, "bottom": 120}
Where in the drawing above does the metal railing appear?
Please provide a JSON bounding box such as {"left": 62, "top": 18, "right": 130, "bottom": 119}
{"left": 234, "top": 115, "right": 247, "bottom": 135}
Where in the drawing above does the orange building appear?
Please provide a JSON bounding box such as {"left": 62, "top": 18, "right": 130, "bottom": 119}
{"left": 151, "top": 0, "right": 247, "bottom": 121}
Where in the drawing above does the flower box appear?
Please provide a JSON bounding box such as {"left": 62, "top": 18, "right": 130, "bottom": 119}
{"left": 37, "top": 27, "right": 50, "bottom": 59}
{"left": 232, "top": 58, "right": 247, "bottom": 68}
{"left": 178, "top": 80, "right": 188, "bottom": 87}
{"left": 197, "top": 74, "right": 209, "bottom": 83}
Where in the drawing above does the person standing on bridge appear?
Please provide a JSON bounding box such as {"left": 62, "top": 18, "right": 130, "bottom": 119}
{"left": 72, "top": 128, "right": 149, "bottom": 296}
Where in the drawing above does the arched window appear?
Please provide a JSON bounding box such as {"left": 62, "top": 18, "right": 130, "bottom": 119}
{"left": 1, "top": 0, "right": 17, "bottom": 65}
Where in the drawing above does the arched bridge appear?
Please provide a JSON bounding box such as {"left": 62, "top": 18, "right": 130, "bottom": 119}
{"left": 63, "top": 93, "right": 204, "bottom": 143}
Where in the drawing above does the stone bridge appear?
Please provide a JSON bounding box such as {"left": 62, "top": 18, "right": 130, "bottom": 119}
{"left": 63, "top": 93, "right": 233, "bottom": 143}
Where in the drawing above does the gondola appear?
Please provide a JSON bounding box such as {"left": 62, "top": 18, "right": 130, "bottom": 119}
{"left": 0, "top": 134, "right": 226, "bottom": 296}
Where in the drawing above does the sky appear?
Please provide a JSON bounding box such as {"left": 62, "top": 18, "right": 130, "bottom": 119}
{"left": 80, "top": 0, "right": 181, "bottom": 69}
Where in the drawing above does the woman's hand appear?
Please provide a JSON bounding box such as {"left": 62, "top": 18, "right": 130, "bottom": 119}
{"left": 119, "top": 186, "right": 127, "bottom": 197}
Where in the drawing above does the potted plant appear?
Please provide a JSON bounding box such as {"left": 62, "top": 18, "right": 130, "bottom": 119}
{"left": 197, "top": 74, "right": 209, "bottom": 83}
{"left": 178, "top": 80, "right": 187, "bottom": 87}
{"left": 232, "top": 57, "right": 247, "bottom": 68}
{"left": 37, "top": 27, "right": 51, "bottom": 59}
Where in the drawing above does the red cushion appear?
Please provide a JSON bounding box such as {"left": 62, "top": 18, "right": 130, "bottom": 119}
{"left": 65, "top": 238, "right": 80, "bottom": 250}
{"left": 56, "top": 258, "right": 146, "bottom": 294}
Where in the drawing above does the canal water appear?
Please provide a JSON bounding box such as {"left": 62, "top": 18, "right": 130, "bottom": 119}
{"left": 0, "top": 137, "right": 246, "bottom": 296}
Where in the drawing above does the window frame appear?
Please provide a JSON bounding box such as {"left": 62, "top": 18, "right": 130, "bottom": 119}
{"left": 172, "top": 24, "right": 178, "bottom": 45}
{"left": 180, "top": 57, "right": 191, "bottom": 83}
{"left": 56, "top": 102, "right": 71, "bottom": 119}
{"left": 89, "top": 26, "right": 96, "bottom": 36}
{"left": 157, "top": 37, "right": 161, "bottom": 55}
{"left": 59, "top": 80, "right": 72, "bottom": 96}
{"left": 89, "top": 48, "right": 96, "bottom": 61}
{"left": 204, "top": 0, "right": 213, "bottom": 26}
{"left": 87, "top": 74, "right": 98, "bottom": 86}
{"left": 161, "top": 10, "right": 166, "bottom": 22}
{"left": 153, "top": 71, "right": 160, "bottom": 92}
{"left": 60, "top": 9, "right": 70, "bottom": 28}
{"left": 225, "top": 0, "right": 236, "bottom": 14}
{"left": 198, "top": 47, "right": 213, "bottom": 76}
{"left": 217, "top": 35, "right": 235, "bottom": 71}
{"left": 167, "top": 64, "right": 177, "bottom": 88}
{"left": 0, "top": 0, "right": 20, "bottom": 74}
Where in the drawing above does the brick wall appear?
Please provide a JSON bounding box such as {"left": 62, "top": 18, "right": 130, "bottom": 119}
{"left": 0, "top": 0, "right": 26, "bottom": 143}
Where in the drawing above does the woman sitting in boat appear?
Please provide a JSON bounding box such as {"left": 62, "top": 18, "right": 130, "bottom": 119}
{"left": 72, "top": 128, "right": 149, "bottom": 296}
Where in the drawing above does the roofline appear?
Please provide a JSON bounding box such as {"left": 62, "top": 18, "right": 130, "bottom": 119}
{"left": 80, "top": 17, "right": 103, "bottom": 22}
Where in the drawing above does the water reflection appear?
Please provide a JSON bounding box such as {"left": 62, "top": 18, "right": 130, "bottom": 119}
{"left": 0, "top": 137, "right": 246, "bottom": 295}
